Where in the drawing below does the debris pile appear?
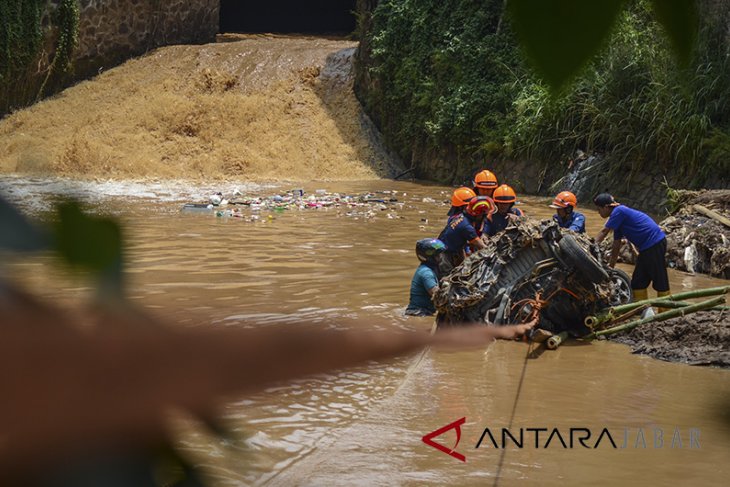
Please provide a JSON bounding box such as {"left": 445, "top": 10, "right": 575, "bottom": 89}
{"left": 434, "top": 219, "right": 629, "bottom": 336}
{"left": 660, "top": 190, "right": 730, "bottom": 278}
{"left": 181, "top": 189, "right": 406, "bottom": 220}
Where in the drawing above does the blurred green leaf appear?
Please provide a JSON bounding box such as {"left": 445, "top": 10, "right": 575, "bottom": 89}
{"left": 0, "top": 196, "right": 50, "bottom": 252}
{"left": 153, "top": 446, "right": 207, "bottom": 487}
{"left": 651, "top": 0, "right": 698, "bottom": 67}
{"left": 53, "top": 200, "right": 123, "bottom": 297}
{"left": 507, "top": 0, "right": 628, "bottom": 91}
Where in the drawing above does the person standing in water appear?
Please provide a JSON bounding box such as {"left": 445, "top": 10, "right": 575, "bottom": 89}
{"left": 549, "top": 191, "right": 585, "bottom": 233}
{"left": 482, "top": 184, "right": 524, "bottom": 237}
{"left": 472, "top": 169, "right": 499, "bottom": 199}
{"left": 406, "top": 238, "right": 447, "bottom": 316}
{"left": 593, "top": 193, "right": 670, "bottom": 304}
{"left": 439, "top": 196, "right": 492, "bottom": 272}
{"left": 446, "top": 187, "right": 476, "bottom": 217}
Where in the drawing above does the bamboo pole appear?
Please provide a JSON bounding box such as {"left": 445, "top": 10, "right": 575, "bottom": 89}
{"left": 546, "top": 331, "right": 569, "bottom": 350}
{"left": 694, "top": 204, "right": 730, "bottom": 228}
{"left": 586, "top": 285, "right": 730, "bottom": 326}
{"left": 587, "top": 296, "right": 725, "bottom": 339}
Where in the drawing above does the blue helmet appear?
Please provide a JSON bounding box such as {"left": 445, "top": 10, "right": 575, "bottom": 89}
{"left": 416, "top": 238, "right": 446, "bottom": 262}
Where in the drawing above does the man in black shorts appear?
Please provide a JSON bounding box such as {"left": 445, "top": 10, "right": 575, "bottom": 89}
{"left": 593, "top": 193, "right": 670, "bottom": 308}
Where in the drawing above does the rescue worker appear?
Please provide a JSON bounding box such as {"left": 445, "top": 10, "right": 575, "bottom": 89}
{"left": 482, "top": 184, "right": 524, "bottom": 237}
{"left": 473, "top": 169, "right": 499, "bottom": 198}
{"left": 549, "top": 191, "right": 585, "bottom": 233}
{"left": 405, "top": 238, "right": 446, "bottom": 316}
{"left": 439, "top": 196, "right": 492, "bottom": 272}
{"left": 593, "top": 193, "right": 670, "bottom": 305}
{"left": 447, "top": 187, "right": 477, "bottom": 216}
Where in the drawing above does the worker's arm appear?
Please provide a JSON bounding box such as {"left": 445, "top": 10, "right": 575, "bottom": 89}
{"left": 569, "top": 213, "right": 585, "bottom": 233}
{"left": 427, "top": 285, "right": 439, "bottom": 298}
{"left": 594, "top": 226, "right": 611, "bottom": 244}
{"left": 468, "top": 236, "right": 486, "bottom": 251}
{"left": 608, "top": 239, "right": 622, "bottom": 268}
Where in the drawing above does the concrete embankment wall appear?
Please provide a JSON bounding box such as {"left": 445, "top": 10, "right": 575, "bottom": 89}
{"left": 1, "top": 0, "right": 219, "bottom": 116}
{"left": 70, "top": 0, "right": 219, "bottom": 73}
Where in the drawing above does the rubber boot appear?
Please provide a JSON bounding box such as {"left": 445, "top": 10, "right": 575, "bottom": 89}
{"left": 656, "top": 289, "right": 672, "bottom": 314}
{"left": 632, "top": 288, "right": 648, "bottom": 302}
{"left": 633, "top": 288, "right": 651, "bottom": 318}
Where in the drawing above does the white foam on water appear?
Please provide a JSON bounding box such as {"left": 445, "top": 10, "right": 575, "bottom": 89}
{"left": 0, "top": 175, "right": 275, "bottom": 212}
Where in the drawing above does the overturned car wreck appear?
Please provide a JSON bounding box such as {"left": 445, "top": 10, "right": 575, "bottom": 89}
{"left": 434, "top": 219, "right": 632, "bottom": 336}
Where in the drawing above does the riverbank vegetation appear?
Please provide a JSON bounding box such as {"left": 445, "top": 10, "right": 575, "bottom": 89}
{"left": 356, "top": 0, "right": 730, "bottom": 187}
{"left": 0, "top": 0, "right": 80, "bottom": 114}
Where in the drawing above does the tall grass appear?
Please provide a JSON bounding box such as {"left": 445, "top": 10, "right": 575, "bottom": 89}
{"left": 360, "top": 0, "right": 730, "bottom": 184}
{"left": 508, "top": 1, "right": 730, "bottom": 180}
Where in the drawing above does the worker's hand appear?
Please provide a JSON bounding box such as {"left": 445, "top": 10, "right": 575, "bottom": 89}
{"left": 430, "top": 319, "right": 537, "bottom": 349}
{"left": 488, "top": 318, "right": 538, "bottom": 340}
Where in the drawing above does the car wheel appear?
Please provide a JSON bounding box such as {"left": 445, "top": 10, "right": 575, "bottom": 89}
{"left": 608, "top": 268, "right": 632, "bottom": 306}
{"left": 558, "top": 235, "right": 609, "bottom": 283}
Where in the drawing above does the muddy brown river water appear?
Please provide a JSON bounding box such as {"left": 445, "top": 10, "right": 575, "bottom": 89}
{"left": 2, "top": 177, "right": 728, "bottom": 486}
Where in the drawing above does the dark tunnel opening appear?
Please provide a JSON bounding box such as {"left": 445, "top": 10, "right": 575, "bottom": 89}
{"left": 219, "top": 0, "right": 357, "bottom": 35}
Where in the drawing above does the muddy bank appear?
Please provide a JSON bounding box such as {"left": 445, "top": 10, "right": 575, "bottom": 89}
{"left": 608, "top": 309, "right": 730, "bottom": 367}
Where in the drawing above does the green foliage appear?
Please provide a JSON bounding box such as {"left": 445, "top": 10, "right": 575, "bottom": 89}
{"left": 1, "top": 0, "right": 80, "bottom": 113}
{"left": 0, "top": 196, "right": 125, "bottom": 300}
{"left": 366, "top": 0, "right": 521, "bottom": 158}
{"left": 53, "top": 200, "right": 122, "bottom": 274}
{"left": 361, "top": 0, "right": 730, "bottom": 182}
{"left": 37, "top": 0, "right": 80, "bottom": 98}
{"left": 54, "top": 0, "right": 80, "bottom": 74}
{"left": 0, "top": 0, "right": 46, "bottom": 82}
{"left": 510, "top": 0, "right": 730, "bottom": 176}
{"left": 507, "top": 0, "right": 629, "bottom": 93}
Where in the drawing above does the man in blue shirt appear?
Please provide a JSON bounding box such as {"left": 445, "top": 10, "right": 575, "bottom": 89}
{"left": 549, "top": 191, "right": 585, "bottom": 233}
{"left": 406, "top": 238, "right": 446, "bottom": 316}
{"left": 593, "top": 193, "right": 670, "bottom": 304}
{"left": 483, "top": 184, "right": 524, "bottom": 237}
{"left": 439, "top": 197, "right": 491, "bottom": 272}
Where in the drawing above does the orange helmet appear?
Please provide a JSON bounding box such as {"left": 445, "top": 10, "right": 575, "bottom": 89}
{"left": 451, "top": 187, "right": 476, "bottom": 207}
{"left": 473, "top": 170, "right": 498, "bottom": 189}
{"left": 549, "top": 191, "right": 577, "bottom": 209}
{"left": 493, "top": 184, "right": 517, "bottom": 204}
{"left": 466, "top": 196, "right": 494, "bottom": 217}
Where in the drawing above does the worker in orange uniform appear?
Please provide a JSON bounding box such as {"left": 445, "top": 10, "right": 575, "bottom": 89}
{"left": 446, "top": 187, "right": 476, "bottom": 216}
{"left": 482, "top": 184, "right": 523, "bottom": 237}
{"left": 472, "top": 170, "right": 499, "bottom": 198}
{"left": 439, "top": 196, "right": 492, "bottom": 271}
{"left": 549, "top": 191, "right": 585, "bottom": 233}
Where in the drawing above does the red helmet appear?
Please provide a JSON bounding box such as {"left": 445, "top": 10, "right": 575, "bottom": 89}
{"left": 473, "top": 170, "right": 498, "bottom": 189}
{"left": 451, "top": 187, "right": 476, "bottom": 207}
{"left": 493, "top": 184, "right": 517, "bottom": 204}
{"left": 549, "top": 191, "right": 577, "bottom": 209}
{"left": 466, "top": 196, "right": 494, "bottom": 217}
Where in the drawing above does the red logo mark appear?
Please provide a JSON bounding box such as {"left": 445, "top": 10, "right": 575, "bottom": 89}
{"left": 421, "top": 417, "right": 467, "bottom": 462}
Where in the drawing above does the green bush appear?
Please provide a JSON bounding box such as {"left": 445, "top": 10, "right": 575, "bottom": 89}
{"left": 361, "top": 0, "right": 730, "bottom": 182}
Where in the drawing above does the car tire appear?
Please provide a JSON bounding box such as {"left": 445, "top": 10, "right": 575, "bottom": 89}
{"left": 558, "top": 235, "right": 609, "bottom": 283}
{"left": 608, "top": 268, "right": 632, "bottom": 306}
